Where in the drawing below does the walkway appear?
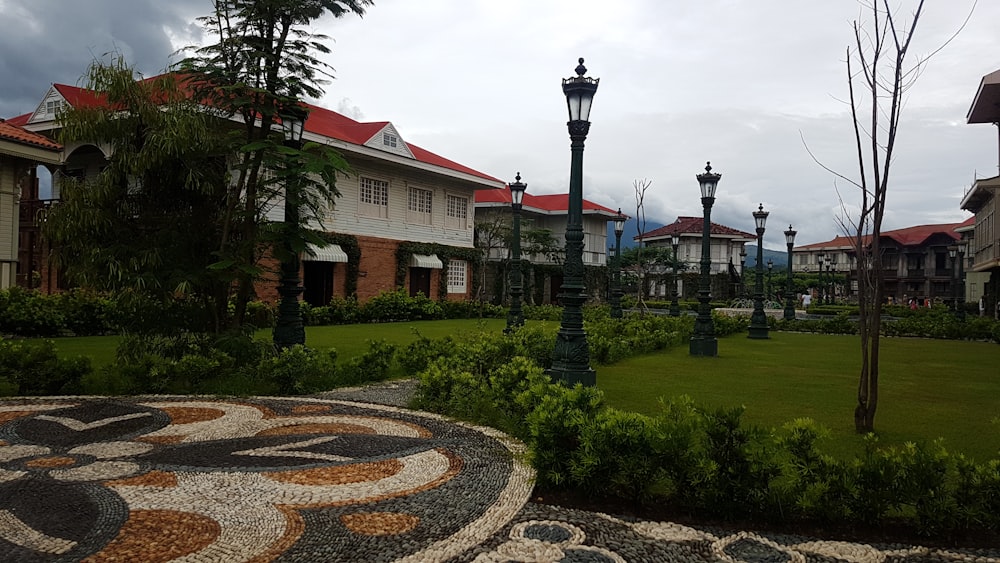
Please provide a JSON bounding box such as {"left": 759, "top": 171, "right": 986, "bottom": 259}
{"left": 0, "top": 383, "right": 997, "bottom": 562}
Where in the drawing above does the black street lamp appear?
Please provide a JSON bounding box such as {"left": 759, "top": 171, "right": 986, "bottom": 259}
{"left": 826, "top": 258, "right": 834, "bottom": 304}
{"left": 783, "top": 225, "right": 797, "bottom": 321}
{"left": 748, "top": 203, "right": 770, "bottom": 339}
{"left": 815, "top": 253, "right": 825, "bottom": 305}
{"left": 957, "top": 240, "right": 967, "bottom": 321}
{"left": 610, "top": 208, "right": 626, "bottom": 319}
{"left": 505, "top": 173, "right": 527, "bottom": 332}
{"left": 690, "top": 162, "right": 721, "bottom": 356}
{"left": 767, "top": 259, "right": 774, "bottom": 301}
{"left": 670, "top": 233, "right": 681, "bottom": 317}
{"left": 273, "top": 109, "right": 308, "bottom": 350}
{"left": 548, "top": 58, "right": 598, "bottom": 386}
{"left": 948, "top": 244, "right": 959, "bottom": 314}
{"left": 739, "top": 248, "right": 748, "bottom": 296}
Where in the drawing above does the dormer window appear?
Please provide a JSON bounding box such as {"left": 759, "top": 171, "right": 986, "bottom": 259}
{"left": 44, "top": 99, "right": 64, "bottom": 116}
{"left": 383, "top": 133, "right": 397, "bottom": 148}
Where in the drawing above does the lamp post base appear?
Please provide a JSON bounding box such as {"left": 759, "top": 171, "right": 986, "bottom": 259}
{"left": 689, "top": 335, "right": 718, "bottom": 357}
{"left": 546, "top": 366, "right": 597, "bottom": 387}
{"left": 747, "top": 324, "right": 770, "bottom": 339}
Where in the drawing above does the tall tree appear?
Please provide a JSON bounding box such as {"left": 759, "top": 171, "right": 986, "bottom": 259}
{"left": 811, "top": 0, "right": 968, "bottom": 432}
{"left": 178, "top": 0, "right": 372, "bottom": 327}
{"left": 46, "top": 58, "right": 233, "bottom": 330}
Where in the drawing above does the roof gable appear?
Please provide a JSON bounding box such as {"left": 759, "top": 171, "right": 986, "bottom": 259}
{"left": 363, "top": 122, "right": 415, "bottom": 159}
{"left": 0, "top": 119, "right": 62, "bottom": 151}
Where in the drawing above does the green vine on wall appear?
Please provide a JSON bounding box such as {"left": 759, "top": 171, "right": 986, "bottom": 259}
{"left": 395, "top": 242, "right": 481, "bottom": 299}
{"left": 319, "top": 233, "right": 361, "bottom": 297}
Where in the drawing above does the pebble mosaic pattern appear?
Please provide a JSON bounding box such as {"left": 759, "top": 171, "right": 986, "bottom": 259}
{"left": 2, "top": 386, "right": 999, "bottom": 562}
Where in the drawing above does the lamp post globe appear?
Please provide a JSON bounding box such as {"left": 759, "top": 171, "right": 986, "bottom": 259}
{"left": 783, "top": 225, "right": 797, "bottom": 321}
{"left": 670, "top": 233, "right": 681, "bottom": 317}
{"left": 610, "top": 208, "right": 626, "bottom": 319}
{"left": 548, "top": 58, "right": 598, "bottom": 386}
{"left": 505, "top": 173, "right": 527, "bottom": 333}
{"left": 748, "top": 203, "right": 770, "bottom": 339}
{"left": 690, "top": 162, "right": 720, "bottom": 356}
{"left": 273, "top": 107, "right": 308, "bottom": 350}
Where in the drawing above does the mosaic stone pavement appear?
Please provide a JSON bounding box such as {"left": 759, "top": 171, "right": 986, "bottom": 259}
{"left": 1, "top": 390, "right": 998, "bottom": 562}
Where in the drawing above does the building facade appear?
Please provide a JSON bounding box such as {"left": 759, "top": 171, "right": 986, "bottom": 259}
{"left": 963, "top": 68, "right": 1000, "bottom": 317}
{"left": 7, "top": 81, "right": 504, "bottom": 304}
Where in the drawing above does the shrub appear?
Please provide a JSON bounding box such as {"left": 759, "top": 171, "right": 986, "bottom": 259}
{"left": 0, "top": 287, "right": 65, "bottom": 337}
{"left": 0, "top": 339, "right": 90, "bottom": 395}
{"left": 361, "top": 289, "right": 444, "bottom": 322}
{"left": 337, "top": 339, "right": 397, "bottom": 385}
{"left": 60, "top": 289, "right": 114, "bottom": 336}
{"left": 257, "top": 345, "right": 337, "bottom": 395}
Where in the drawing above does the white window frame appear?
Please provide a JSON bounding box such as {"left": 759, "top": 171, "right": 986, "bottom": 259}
{"left": 407, "top": 186, "right": 433, "bottom": 225}
{"left": 359, "top": 176, "right": 390, "bottom": 219}
{"left": 446, "top": 194, "right": 468, "bottom": 230}
{"left": 383, "top": 133, "right": 397, "bottom": 148}
{"left": 447, "top": 259, "right": 467, "bottom": 293}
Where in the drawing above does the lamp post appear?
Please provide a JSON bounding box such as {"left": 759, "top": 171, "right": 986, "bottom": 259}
{"left": 505, "top": 173, "right": 527, "bottom": 332}
{"left": 767, "top": 259, "right": 773, "bottom": 301}
{"left": 784, "top": 225, "right": 797, "bottom": 321}
{"left": 739, "top": 248, "right": 747, "bottom": 296}
{"left": 610, "top": 208, "right": 626, "bottom": 319}
{"left": 826, "top": 258, "right": 834, "bottom": 304}
{"left": 548, "top": 58, "right": 598, "bottom": 386}
{"left": 815, "top": 253, "right": 825, "bottom": 305}
{"left": 670, "top": 233, "right": 681, "bottom": 317}
{"left": 948, "top": 244, "right": 959, "bottom": 314}
{"left": 689, "top": 162, "right": 720, "bottom": 356}
{"left": 273, "top": 109, "right": 308, "bottom": 350}
{"left": 957, "top": 240, "right": 967, "bottom": 321}
{"left": 748, "top": 203, "right": 770, "bottom": 339}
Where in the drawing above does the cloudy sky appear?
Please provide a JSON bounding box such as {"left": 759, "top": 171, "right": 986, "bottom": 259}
{"left": 2, "top": 0, "right": 998, "bottom": 247}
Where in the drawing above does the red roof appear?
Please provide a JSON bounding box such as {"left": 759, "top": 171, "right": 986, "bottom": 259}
{"left": 0, "top": 119, "right": 62, "bottom": 151}
{"left": 10, "top": 79, "right": 501, "bottom": 184}
{"left": 639, "top": 216, "right": 754, "bottom": 241}
{"left": 796, "top": 220, "right": 970, "bottom": 250}
{"left": 474, "top": 186, "right": 619, "bottom": 216}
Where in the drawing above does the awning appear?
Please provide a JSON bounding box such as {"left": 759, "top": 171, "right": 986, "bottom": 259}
{"left": 409, "top": 253, "right": 443, "bottom": 269}
{"left": 303, "top": 243, "right": 348, "bottom": 263}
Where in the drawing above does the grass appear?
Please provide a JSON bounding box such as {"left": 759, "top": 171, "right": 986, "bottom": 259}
{"left": 24, "top": 322, "right": 1000, "bottom": 462}
{"left": 598, "top": 331, "right": 1000, "bottom": 462}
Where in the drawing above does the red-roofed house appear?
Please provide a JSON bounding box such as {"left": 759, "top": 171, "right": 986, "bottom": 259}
{"left": 793, "top": 221, "right": 970, "bottom": 303}
{"left": 10, "top": 80, "right": 505, "bottom": 302}
{"left": 0, "top": 119, "right": 62, "bottom": 289}
{"left": 474, "top": 185, "right": 619, "bottom": 304}
{"left": 635, "top": 217, "right": 755, "bottom": 299}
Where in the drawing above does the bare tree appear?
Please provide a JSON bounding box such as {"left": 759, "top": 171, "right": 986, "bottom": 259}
{"left": 809, "top": 0, "right": 971, "bottom": 433}
{"left": 633, "top": 178, "right": 653, "bottom": 313}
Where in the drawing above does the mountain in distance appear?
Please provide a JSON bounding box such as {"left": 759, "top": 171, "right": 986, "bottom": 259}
{"left": 605, "top": 217, "right": 665, "bottom": 249}
{"left": 743, "top": 245, "right": 789, "bottom": 268}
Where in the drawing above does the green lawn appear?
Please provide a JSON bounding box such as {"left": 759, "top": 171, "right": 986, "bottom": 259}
{"left": 27, "top": 323, "right": 1000, "bottom": 462}
{"left": 598, "top": 332, "right": 1000, "bottom": 461}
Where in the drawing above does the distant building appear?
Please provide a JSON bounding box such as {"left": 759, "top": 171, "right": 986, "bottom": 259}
{"left": 793, "top": 220, "right": 972, "bottom": 304}
{"left": 636, "top": 217, "right": 755, "bottom": 299}
{"left": 474, "top": 186, "right": 619, "bottom": 304}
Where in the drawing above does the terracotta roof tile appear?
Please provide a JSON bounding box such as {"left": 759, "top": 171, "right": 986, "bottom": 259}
{"left": 639, "top": 216, "right": 755, "bottom": 241}
{"left": 795, "top": 220, "right": 972, "bottom": 250}
{"left": 0, "top": 119, "right": 62, "bottom": 151}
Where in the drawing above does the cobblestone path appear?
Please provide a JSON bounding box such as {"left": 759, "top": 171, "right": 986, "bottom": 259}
{"left": 1, "top": 389, "right": 998, "bottom": 562}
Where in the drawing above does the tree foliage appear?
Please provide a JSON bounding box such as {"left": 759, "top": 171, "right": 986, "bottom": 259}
{"left": 177, "top": 0, "right": 372, "bottom": 327}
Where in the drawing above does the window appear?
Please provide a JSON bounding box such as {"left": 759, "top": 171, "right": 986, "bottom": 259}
{"left": 44, "top": 99, "right": 63, "bottom": 116}
{"left": 447, "top": 259, "right": 467, "bottom": 293}
{"left": 383, "top": 133, "right": 397, "bottom": 148}
{"left": 446, "top": 194, "right": 468, "bottom": 229}
{"left": 407, "top": 187, "right": 433, "bottom": 225}
{"left": 359, "top": 177, "right": 389, "bottom": 218}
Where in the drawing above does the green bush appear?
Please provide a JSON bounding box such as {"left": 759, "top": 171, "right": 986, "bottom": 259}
{"left": 361, "top": 289, "right": 444, "bottom": 322}
{"left": 257, "top": 345, "right": 337, "bottom": 395}
{"left": 0, "top": 339, "right": 90, "bottom": 395}
{"left": 337, "top": 339, "right": 397, "bottom": 385}
{"left": 60, "top": 289, "right": 114, "bottom": 336}
{"left": 0, "top": 287, "right": 65, "bottom": 337}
